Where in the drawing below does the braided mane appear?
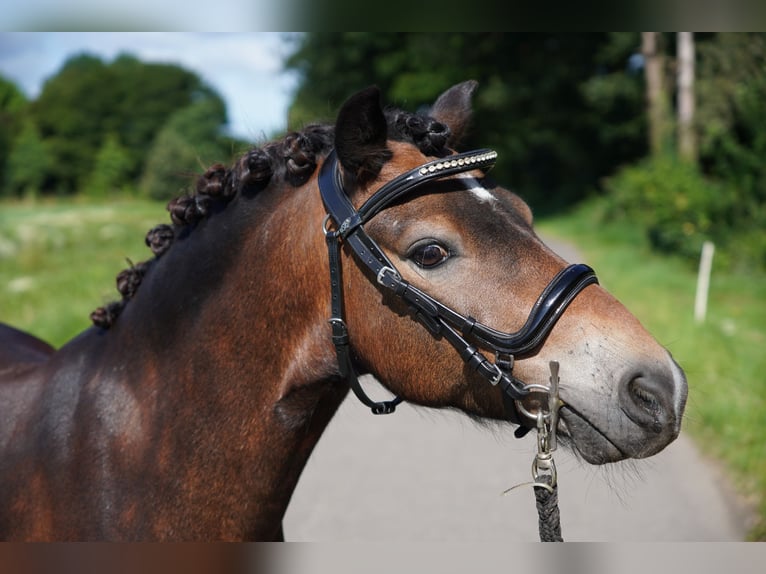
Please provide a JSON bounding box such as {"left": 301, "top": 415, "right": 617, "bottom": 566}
{"left": 91, "top": 108, "right": 453, "bottom": 328}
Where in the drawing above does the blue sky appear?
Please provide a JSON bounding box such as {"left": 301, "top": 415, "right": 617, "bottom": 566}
{"left": 0, "top": 32, "right": 300, "bottom": 141}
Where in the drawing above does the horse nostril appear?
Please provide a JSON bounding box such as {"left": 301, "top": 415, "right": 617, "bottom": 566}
{"left": 619, "top": 374, "right": 673, "bottom": 434}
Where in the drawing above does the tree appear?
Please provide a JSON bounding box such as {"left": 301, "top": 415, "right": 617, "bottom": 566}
{"left": 676, "top": 32, "right": 697, "bottom": 162}
{"left": 29, "top": 53, "right": 229, "bottom": 195}
{"left": 140, "top": 97, "right": 231, "bottom": 200}
{"left": 3, "top": 119, "right": 52, "bottom": 198}
{"left": 604, "top": 33, "right": 766, "bottom": 270}
{"left": 0, "top": 75, "right": 26, "bottom": 112}
{"left": 0, "top": 75, "right": 28, "bottom": 190}
{"left": 696, "top": 33, "right": 766, "bottom": 198}
{"left": 285, "top": 33, "right": 647, "bottom": 212}
{"left": 696, "top": 33, "right": 766, "bottom": 267}
{"left": 82, "top": 133, "right": 133, "bottom": 198}
{"left": 30, "top": 54, "right": 110, "bottom": 194}
{"left": 641, "top": 32, "right": 673, "bottom": 156}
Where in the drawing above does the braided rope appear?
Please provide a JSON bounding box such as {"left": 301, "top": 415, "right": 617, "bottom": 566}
{"left": 533, "top": 475, "right": 563, "bottom": 542}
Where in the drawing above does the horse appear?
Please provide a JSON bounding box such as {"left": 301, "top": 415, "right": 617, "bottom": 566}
{"left": 0, "top": 81, "right": 687, "bottom": 541}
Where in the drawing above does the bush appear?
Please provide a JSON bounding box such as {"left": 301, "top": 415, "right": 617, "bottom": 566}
{"left": 601, "top": 154, "right": 761, "bottom": 269}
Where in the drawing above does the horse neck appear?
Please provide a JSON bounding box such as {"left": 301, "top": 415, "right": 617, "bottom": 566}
{"left": 118, "top": 178, "right": 337, "bottom": 379}
{"left": 92, "top": 179, "right": 346, "bottom": 538}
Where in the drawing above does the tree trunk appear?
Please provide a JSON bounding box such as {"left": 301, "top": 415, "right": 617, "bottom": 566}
{"left": 642, "top": 32, "right": 672, "bottom": 155}
{"left": 677, "top": 32, "right": 697, "bottom": 163}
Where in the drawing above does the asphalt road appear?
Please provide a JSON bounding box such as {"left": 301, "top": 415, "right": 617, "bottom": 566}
{"left": 283, "top": 388, "right": 749, "bottom": 541}
{"left": 282, "top": 238, "right": 752, "bottom": 541}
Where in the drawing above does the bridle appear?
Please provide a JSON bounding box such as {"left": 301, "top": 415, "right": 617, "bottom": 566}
{"left": 318, "top": 147, "right": 598, "bottom": 430}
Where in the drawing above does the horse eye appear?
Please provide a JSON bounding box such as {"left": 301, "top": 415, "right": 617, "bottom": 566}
{"left": 410, "top": 243, "right": 450, "bottom": 269}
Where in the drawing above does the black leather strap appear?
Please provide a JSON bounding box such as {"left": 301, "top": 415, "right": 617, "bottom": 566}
{"left": 381, "top": 263, "right": 600, "bottom": 357}
{"left": 325, "top": 223, "right": 403, "bottom": 415}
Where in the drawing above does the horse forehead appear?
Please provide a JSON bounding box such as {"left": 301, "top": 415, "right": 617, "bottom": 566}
{"left": 403, "top": 177, "right": 526, "bottom": 226}
{"left": 370, "top": 143, "right": 531, "bottom": 231}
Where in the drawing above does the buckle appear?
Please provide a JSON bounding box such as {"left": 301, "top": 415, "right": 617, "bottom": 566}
{"left": 376, "top": 266, "right": 401, "bottom": 288}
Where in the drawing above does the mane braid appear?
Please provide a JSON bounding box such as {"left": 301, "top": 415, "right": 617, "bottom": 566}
{"left": 89, "top": 107, "right": 452, "bottom": 329}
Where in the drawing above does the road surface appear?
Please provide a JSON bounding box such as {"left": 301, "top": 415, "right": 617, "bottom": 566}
{"left": 283, "top": 389, "right": 749, "bottom": 541}
{"left": 283, "top": 238, "right": 752, "bottom": 541}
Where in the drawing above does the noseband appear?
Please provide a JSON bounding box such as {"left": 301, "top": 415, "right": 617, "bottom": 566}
{"left": 319, "top": 148, "right": 598, "bottom": 427}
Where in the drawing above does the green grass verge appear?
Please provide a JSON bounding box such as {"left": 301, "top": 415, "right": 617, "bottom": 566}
{"left": 537, "top": 200, "right": 766, "bottom": 541}
{"left": 1, "top": 196, "right": 764, "bottom": 539}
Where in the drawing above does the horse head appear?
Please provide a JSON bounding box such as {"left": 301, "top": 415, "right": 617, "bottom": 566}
{"left": 326, "top": 81, "right": 687, "bottom": 464}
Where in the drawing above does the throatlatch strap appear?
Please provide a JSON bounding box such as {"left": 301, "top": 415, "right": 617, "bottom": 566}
{"left": 325, "top": 228, "right": 402, "bottom": 415}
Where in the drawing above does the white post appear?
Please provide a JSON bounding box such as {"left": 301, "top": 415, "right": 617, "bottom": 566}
{"left": 694, "top": 241, "right": 715, "bottom": 324}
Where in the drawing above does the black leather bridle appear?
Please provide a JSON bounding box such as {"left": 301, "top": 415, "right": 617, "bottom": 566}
{"left": 319, "top": 147, "right": 598, "bottom": 427}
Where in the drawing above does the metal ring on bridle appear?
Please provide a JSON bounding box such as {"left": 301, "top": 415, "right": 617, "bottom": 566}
{"left": 513, "top": 382, "right": 562, "bottom": 422}
{"left": 322, "top": 214, "right": 334, "bottom": 236}
{"left": 515, "top": 399, "right": 552, "bottom": 422}
{"left": 521, "top": 383, "right": 553, "bottom": 394}
{"left": 514, "top": 363, "right": 564, "bottom": 425}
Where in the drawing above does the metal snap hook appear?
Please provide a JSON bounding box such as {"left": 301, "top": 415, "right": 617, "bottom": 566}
{"left": 503, "top": 362, "right": 562, "bottom": 495}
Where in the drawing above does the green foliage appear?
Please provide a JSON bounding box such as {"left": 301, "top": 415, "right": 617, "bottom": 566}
{"left": 603, "top": 155, "right": 731, "bottom": 259}
{"left": 0, "top": 75, "right": 29, "bottom": 189}
{"left": 30, "top": 54, "right": 110, "bottom": 194}
{"left": 695, "top": 34, "right": 766, "bottom": 265}
{"left": 82, "top": 133, "right": 133, "bottom": 198}
{"left": 697, "top": 34, "right": 766, "bottom": 194}
{"left": 602, "top": 153, "right": 764, "bottom": 271}
{"left": 285, "top": 32, "right": 766, "bottom": 263}
{"left": 27, "top": 52, "right": 229, "bottom": 195}
{"left": 139, "top": 98, "right": 232, "bottom": 201}
{"left": 3, "top": 119, "right": 52, "bottom": 198}
{"left": 0, "top": 75, "right": 26, "bottom": 113}
{"left": 285, "top": 33, "right": 647, "bottom": 213}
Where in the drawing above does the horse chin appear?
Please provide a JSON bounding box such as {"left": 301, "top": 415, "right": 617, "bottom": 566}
{"left": 558, "top": 406, "right": 630, "bottom": 465}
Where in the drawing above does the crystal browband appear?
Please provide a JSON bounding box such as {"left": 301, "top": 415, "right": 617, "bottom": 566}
{"left": 418, "top": 150, "right": 498, "bottom": 175}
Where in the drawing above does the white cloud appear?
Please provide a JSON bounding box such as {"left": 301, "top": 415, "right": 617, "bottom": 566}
{"left": 0, "top": 32, "right": 300, "bottom": 140}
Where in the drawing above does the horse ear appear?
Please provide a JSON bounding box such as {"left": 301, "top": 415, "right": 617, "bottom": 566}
{"left": 334, "top": 86, "right": 391, "bottom": 185}
{"left": 429, "top": 80, "right": 478, "bottom": 146}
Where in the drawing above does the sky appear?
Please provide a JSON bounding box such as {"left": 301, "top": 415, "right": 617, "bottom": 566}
{"left": 0, "top": 32, "right": 300, "bottom": 142}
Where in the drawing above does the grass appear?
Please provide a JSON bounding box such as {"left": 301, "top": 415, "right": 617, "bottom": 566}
{"left": 1, "top": 195, "right": 764, "bottom": 539}
{"left": 0, "top": 197, "right": 165, "bottom": 346}
{"left": 537, "top": 200, "right": 766, "bottom": 540}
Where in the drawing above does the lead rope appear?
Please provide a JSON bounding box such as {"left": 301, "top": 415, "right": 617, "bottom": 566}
{"left": 504, "top": 361, "right": 564, "bottom": 542}
{"left": 532, "top": 410, "right": 563, "bottom": 542}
